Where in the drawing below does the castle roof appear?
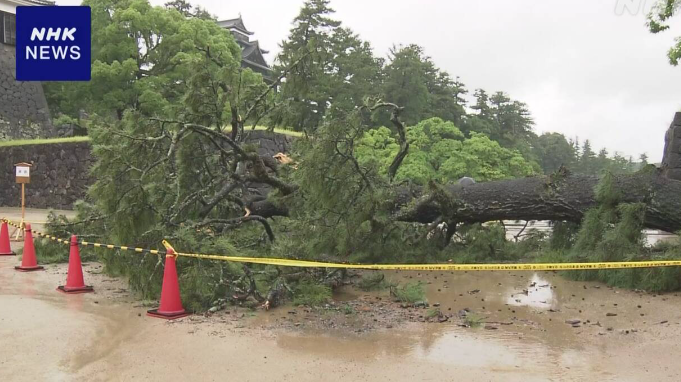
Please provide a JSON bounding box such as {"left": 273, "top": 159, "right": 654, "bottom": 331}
{"left": 217, "top": 15, "right": 272, "bottom": 82}
{"left": 242, "top": 40, "right": 268, "bottom": 58}
{"left": 217, "top": 16, "right": 253, "bottom": 36}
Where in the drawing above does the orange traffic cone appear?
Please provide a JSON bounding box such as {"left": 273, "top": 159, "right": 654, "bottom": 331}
{"left": 57, "top": 235, "right": 93, "bottom": 294}
{"left": 0, "top": 220, "right": 15, "bottom": 256}
{"left": 147, "top": 249, "right": 190, "bottom": 319}
{"left": 15, "top": 224, "right": 44, "bottom": 272}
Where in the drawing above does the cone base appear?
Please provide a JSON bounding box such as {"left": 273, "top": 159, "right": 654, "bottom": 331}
{"left": 57, "top": 285, "right": 94, "bottom": 294}
{"left": 0, "top": 251, "right": 16, "bottom": 256}
{"left": 146, "top": 308, "right": 190, "bottom": 320}
{"left": 15, "top": 265, "right": 44, "bottom": 272}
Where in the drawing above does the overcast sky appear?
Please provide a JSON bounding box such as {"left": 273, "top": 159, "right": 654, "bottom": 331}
{"left": 58, "top": 0, "right": 681, "bottom": 161}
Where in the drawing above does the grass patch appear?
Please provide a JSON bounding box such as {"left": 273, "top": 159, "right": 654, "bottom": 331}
{"left": 426, "top": 307, "right": 441, "bottom": 319}
{"left": 0, "top": 127, "right": 300, "bottom": 149}
{"left": 357, "top": 272, "right": 394, "bottom": 291}
{"left": 225, "top": 125, "right": 304, "bottom": 138}
{"left": 0, "top": 136, "right": 90, "bottom": 147}
{"left": 391, "top": 281, "right": 427, "bottom": 304}
{"left": 342, "top": 303, "right": 355, "bottom": 315}
{"left": 292, "top": 280, "right": 332, "bottom": 306}
{"left": 463, "top": 313, "right": 485, "bottom": 328}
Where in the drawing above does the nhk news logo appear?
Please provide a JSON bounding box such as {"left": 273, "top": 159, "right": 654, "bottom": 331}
{"left": 16, "top": 6, "right": 91, "bottom": 81}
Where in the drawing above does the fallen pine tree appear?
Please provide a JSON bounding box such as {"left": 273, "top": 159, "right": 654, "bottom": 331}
{"left": 39, "top": 0, "right": 681, "bottom": 309}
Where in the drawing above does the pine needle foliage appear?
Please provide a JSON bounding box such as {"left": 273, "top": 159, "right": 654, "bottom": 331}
{"left": 543, "top": 171, "right": 681, "bottom": 292}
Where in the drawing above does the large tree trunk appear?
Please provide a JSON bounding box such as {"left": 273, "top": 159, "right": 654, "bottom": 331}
{"left": 394, "top": 170, "right": 681, "bottom": 232}
{"left": 251, "top": 112, "right": 681, "bottom": 234}
{"left": 398, "top": 112, "right": 681, "bottom": 232}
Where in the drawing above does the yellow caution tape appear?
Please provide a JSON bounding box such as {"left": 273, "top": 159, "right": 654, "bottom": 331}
{"left": 161, "top": 240, "right": 178, "bottom": 258}
{"left": 171, "top": 251, "right": 681, "bottom": 271}
{"left": 4, "top": 218, "right": 681, "bottom": 271}
{"left": 2, "top": 218, "right": 158, "bottom": 253}
{"left": 161, "top": 240, "right": 175, "bottom": 252}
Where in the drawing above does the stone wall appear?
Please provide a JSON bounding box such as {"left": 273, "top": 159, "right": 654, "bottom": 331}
{"left": 662, "top": 112, "right": 681, "bottom": 181}
{"left": 0, "top": 141, "right": 94, "bottom": 209}
{"left": 0, "top": 131, "right": 294, "bottom": 209}
{"left": 243, "top": 129, "right": 295, "bottom": 156}
{"left": 0, "top": 44, "right": 54, "bottom": 140}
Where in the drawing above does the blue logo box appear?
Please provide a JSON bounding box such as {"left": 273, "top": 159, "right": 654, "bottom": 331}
{"left": 16, "top": 6, "right": 91, "bottom": 81}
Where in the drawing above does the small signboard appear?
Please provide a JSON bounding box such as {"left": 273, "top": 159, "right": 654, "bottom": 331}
{"left": 15, "top": 162, "right": 32, "bottom": 184}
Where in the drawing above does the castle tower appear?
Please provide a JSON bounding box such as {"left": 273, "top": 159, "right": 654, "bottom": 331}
{"left": 217, "top": 16, "right": 272, "bottom": 83}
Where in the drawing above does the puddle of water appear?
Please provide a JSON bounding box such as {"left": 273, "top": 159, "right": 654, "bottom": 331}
{"left": 3, "top": 254, "right": 681, "bottom": 381}
{"left": 272, "top": 320, "right": 597, "bottom": 380}
{"left": 0, "top": 257, "right": 142, "bottom": 375}
{"left": 268, "top": 268, "right": 681, "bottom": 381}
{"left": 505, "top": 273, "right": 556, "bottom": 309}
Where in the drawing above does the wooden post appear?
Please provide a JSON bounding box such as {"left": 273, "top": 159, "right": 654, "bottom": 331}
{"left": 13, "top": 163, "right": 32, "bottom": 241}
{"left": 21, "top": 183, "right": 25, "bottom": 224}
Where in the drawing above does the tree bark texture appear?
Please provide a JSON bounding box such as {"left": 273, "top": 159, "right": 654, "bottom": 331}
{"left": 394, "top": 171, "right": 681, "bottom": 233}
{"left": 251, "top": 169, "right": 681, "bottom": 233}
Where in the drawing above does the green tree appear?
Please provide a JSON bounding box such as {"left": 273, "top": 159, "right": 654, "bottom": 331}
{"left": 452, "top": 76, "right": 468, "bottom": 108}
{"left": 381, "top": 45, "right": 467, "bottom": 126}
{"left": 470, "top": 89, "right": 491, "bottom": 119}
{"left": 647, "top": 0, "right": 681, "bottom": 65}
{"left": 271, "top": 0, "right": 382, "bottom": 132}
{"left": 48, "top": 0, "right": 285, "bottom": 310}
{"left": 595, "top": 148, "right": 610, "bottom": 174}
{"left": 533, "top": 132, "right": 577, "bottom": 173}
{"left": 464, "top": 89, "right": 538, "bottom": 168}
{"left": 324, "top": 27, "right": 384, "bottom": 118}
{"left": 571, "top": 138, "right": 581, "bottom": 159}
{"left": 381, "top": 45, "right": 430, "bottom": 125}
{"left": 488, "top": 92, "right": 534, "bottom": 149}
{"left": 423, "top": 63, "right": 466, "bottom": 125}
{"left": 640, "top": 153, "right": 649, "bottom": 166}
{"left": 356, "top": 117, "right": 536, "bottom": 184}
{"left": 609, "top": 153, "right": 637, "bottom": 174}
{"left": 463, "top": 89, "right": 494, "bottom": 137}
{"left": 579, "top": 139, "right": 596, "bottom": 174}
{"left": 45, "top": 0, "right": 257, "bottom": 125}
{"left": 164, "top": 0, "right": 213, "bottom": 19}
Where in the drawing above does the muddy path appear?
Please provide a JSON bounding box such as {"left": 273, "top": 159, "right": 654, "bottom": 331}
{"left": 2, "top": 256, "right": 681, "bottom": 382}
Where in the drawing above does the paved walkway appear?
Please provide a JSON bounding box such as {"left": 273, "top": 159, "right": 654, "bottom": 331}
{"left": 0, "top": 207, "right": 76, "bottom": 252}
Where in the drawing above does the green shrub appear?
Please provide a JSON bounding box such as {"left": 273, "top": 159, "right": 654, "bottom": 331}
{"left": 441, "top": 223, "right": 530, "bottom": 263}
{"left": 549, "top": 221, "right": 579, "bottom": 250}
{"left": 292, "top": 280, "right": 332, "bottom": 306}
{"left": 540, "top": 174, "right": 681, "bottom": 293}
{"left": 179, "top": 260, "right": 229, "bottom": 313}
{"left": 357, "top": 272, "right": 394, "bottom": 291}
{"left": 24, "top": 237, "right": 96, "bottom": 264}
{"left": 391, "top": 281, "right": 426, "bottom": 303}
{"left": 342, "top": 304, "right": 355, "bottom": 315}
{"left": 426, "top": 307, "right": 441, "bottom": 318}
{"left": 463, "top": 312, "right": 485, "bottom": 328}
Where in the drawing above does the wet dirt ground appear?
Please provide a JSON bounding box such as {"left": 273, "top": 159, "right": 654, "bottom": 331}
{"left": 2, "top": 208, "right": 681, "bottom": 381}
{"left": 2, "top": 257, "right": 681, "bottom": 381}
